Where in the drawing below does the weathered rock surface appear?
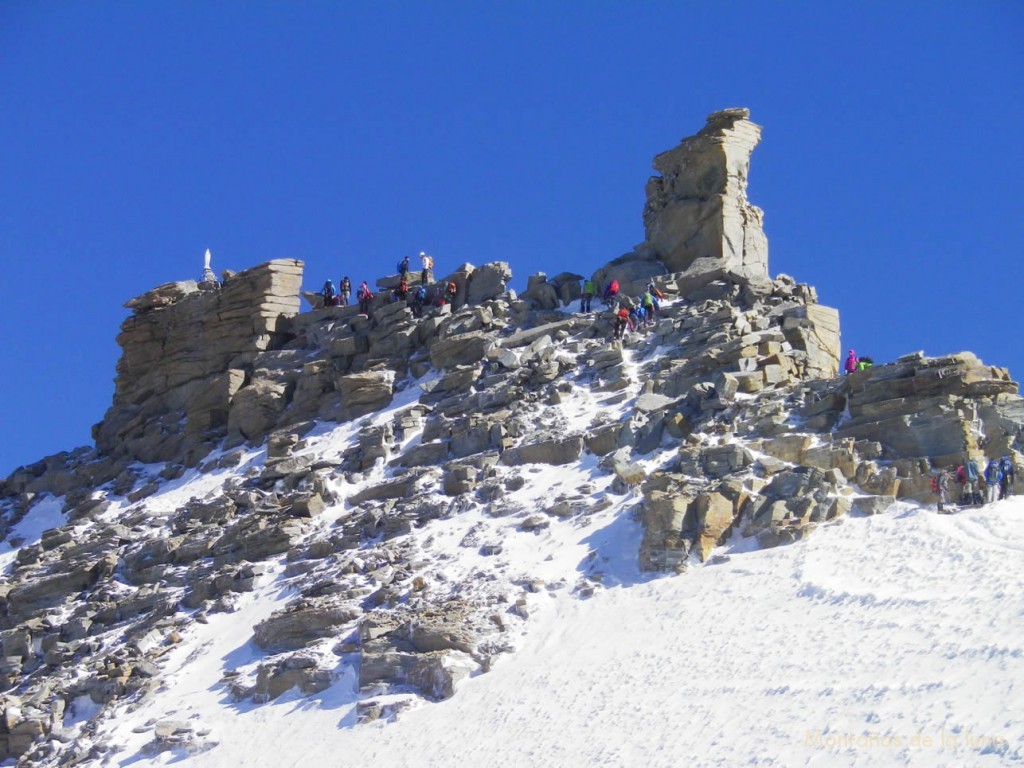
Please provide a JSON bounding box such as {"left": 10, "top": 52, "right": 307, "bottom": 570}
{"left": 642, "top": 108, "right": 769, "bottom": 289}
{"left": 501, "top": 437, "right": 584, "bottom": 467}
{"left": 96, "top": 259, "right": 304, "bottom": 463}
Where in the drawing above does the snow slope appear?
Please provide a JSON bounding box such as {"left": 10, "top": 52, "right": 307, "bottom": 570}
{"left": 101, "top": 492, "right": 1024, "bottom": 767}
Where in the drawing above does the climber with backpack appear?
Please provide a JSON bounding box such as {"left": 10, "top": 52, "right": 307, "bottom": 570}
{"left": 999, "top": 456, "right": 1015, "bottom": 499}
{"left": 642, "top": 290, "right": 657, "bottom": 323}
{"left": 844, "top": 350, "right": 859, "bottom": 375}
{"left": 444, "top": 281, "right": 457, "bottom": 305}
{"left": 393, "top": 277, "right": 409, "bottom": 303}
{"left": 963, "top": 457, "right": 981, "bottom": 505}
{"left": 397, "top": 256, "right": 411, "bottom": 279}
{"left": 321, "top": 279, "right": 336, "bottom": 308}
{"left": 319, "top": 280, "right": 335, "bottom": 309}
{"left": 357, "top": 281, "right": 374, "bottom": 316}
{"left": 412, "top": 283, "right": 428, "bottom": 318}
{"left": 984, "top": 459, "right": 1003, "bottom": 504}
{"left": 603, "top": 279, "right": 620, "bottom": 306}
{"left": 613, "top": 307, "right": 630, "bottom": 341}
{"left": 420, "top": 252, "right": 433, "bottom": 284}
{"left": 339, "top": 276, "right": 352, "bottom": 306}
{"left": 931, "top": 469, "right": 951, "bottom": 513}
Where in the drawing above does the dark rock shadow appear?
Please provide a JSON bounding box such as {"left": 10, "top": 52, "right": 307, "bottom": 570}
{"left": 575, "top": 497, "right": 667, "bottom": 589}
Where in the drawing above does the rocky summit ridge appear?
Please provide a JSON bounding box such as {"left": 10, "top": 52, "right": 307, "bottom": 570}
{"left": 0, "top": 109, "right": 1021, "bottom": 765}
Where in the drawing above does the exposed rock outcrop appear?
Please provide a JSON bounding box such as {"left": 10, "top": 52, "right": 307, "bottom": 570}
{"left": 95, "top": 260, "right": 304, "bottom": 463}
{"left": 0, "top": 108, "right": 1021, "bottom": 766}
{"left": 642, "top": 107, "right": 769, "bottom": 289}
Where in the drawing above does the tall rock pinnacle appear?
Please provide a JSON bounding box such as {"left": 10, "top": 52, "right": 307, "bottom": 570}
{"left": 642, "top": 108, "right": 769, "bottom": 285}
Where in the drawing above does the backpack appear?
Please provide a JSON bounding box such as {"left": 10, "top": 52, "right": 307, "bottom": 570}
{"left": 965, "top": 461, "right": 979, "bottom": 481}
{"left": 930, "top": 476, "right": 940, "bottom": 493}
{"left": 609, "top": 280, "right": 619, "bottom": 293}
{"left": 415, "top": 285, "right": 427, "bottom": 301}
{"left": 447, "top": 282, "right": 457, "bottom": 295}
{"left": 955, "top": 466, "right": 966, "bottom": 484}
{"left": 583, "top": 280, "right": 595, "bottom": 296}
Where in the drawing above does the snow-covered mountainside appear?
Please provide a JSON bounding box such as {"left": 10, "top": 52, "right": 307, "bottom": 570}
{"left": 1, "top": 109, "right": 1022, "bottom": 767}
{"left": 110, "top": 495, "right": 1024, "bottom": 768}
{"left": 5, "top": 440, "right": 1023, "bottom": 767}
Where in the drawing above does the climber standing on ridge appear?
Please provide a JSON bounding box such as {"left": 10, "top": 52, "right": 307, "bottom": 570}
{"left": 411, "top": 283, "right": 428, "bottom": 318}
{"left": 393, "top": 276, "right": 409, "bottom": 303}
{"left": 645, "top": 282, "right": 664, "bottom": 316}
{"left": 955, "top": 464, "right": 967, "bottom": 504}
{"left": 999, "top": 456, "right": 1015, "bottom": 498}
{"left": 398, "top": 255, "right": 411, "bottom": 280}
{"left": 642, "top": 289, "right": 657, "bottom": 324}
{"left": 613, "top": 306, "right": 629, "bottom": 341}
{"left": 963, "top": 456, "right": 982, "bottom": 505}
{"left": 420, "top": 252, "right": 433, "bottom": 284}
{"left": 580, "top": 278, "right": 595, "bottom": 313}
{"left": 603, "top": 278, "right": 620, "bottom": 306}
{"left": 444, "top": 280, "right": 457, "bottom": 306}
{"left": 984, "top": 459, "right": 1003, "bottom": 504}
{"left": 632, "top": 304, "right": 647, "bottom": 330}
{"left": 844, "top": 350, "right": 859, "bottom": 375}
{"left": 932, "top": 468, "right": 951, "bottom": 513}
{"left": 339, "top": 276, "right": 352, "bottom": 306}
{"left": 322, "top": 279, "right": 337, "bottom": 308}
{"left": 357, "top": 281, "right": 374, "bottom": 316}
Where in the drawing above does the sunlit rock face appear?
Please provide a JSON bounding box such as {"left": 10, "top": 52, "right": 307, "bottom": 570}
{"left": 643, "top": 107, "right": 769, "bottom": 289}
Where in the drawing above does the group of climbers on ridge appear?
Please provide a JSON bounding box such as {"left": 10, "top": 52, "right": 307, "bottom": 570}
{"left": 580, "top": 276, "right": 666, "bottom": 342}
{"left": 932, "top": 455, "right": 1016, "bottom": 512}
{"left": 584, "top": 273, "right": 1017, "bottom": 514}
{"left": 844, "top": 350, "right": 874, "bottom": 373}
{"left": 845, "top": 354, "right": 1019, "bottom": 514}
{"left": 319, "top": 255, "right": 1020, "bottom": 516}
{"left": 846, "top": 356, "right": 1019, "bottom": 515}
{"left": 320, "top": 251, "right": 456, "bottom": 319}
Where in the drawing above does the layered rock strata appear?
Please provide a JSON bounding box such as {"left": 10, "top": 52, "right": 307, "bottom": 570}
{"left": 643, "top": 107, "right": 769, "bottom": 285}
{"left": 95, "top": 260, "right": 304, "bottom": 463}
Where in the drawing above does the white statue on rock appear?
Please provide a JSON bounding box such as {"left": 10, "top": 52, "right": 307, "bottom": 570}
{"left": 201, "top": 248, "right": 218, "bottom": 284}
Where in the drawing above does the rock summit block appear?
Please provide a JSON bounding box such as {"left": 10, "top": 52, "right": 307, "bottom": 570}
{"left": 643, "top": 108, "right": 769, "bottom": 286}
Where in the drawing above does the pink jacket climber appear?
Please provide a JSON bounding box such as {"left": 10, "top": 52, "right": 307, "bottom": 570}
{"left": 844, "top": 350, "right": 859, "bottom": 374}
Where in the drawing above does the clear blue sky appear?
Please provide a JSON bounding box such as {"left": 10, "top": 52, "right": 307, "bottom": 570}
{"left": 2, "top": 2, "right": 1022, "bottom": 477}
